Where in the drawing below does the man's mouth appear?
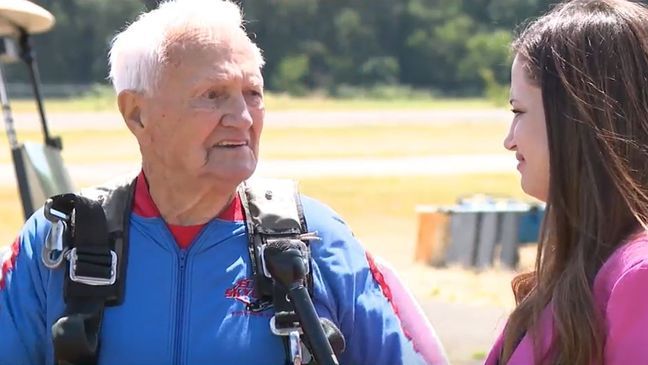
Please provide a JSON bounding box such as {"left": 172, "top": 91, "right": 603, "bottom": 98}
{"left": 213, "top": 140, "right": 249, "bottom": 148}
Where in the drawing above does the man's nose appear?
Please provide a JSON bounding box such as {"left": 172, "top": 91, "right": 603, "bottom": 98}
{"left": 221, "top": 93, "right": 253, "bottom": 128}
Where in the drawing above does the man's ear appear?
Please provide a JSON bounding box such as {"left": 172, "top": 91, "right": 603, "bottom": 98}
{"left": 118, "top": 90, "right": 145, "bottom": 135}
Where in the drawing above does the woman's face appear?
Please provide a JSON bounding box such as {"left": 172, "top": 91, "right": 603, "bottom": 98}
{"left": 504, "top": 55, "right": 550, "bottom": 202}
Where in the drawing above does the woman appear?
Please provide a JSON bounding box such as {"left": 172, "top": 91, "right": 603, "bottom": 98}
{"left": 486, "top": 0, "right": 648, "bottom": 364}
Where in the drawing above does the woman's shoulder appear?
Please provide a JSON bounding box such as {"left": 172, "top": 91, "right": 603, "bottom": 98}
{"left": 601, "top": 231, "right": 648, "bottom": 275}
{"left": 594, "top": 230, "right": 648, "bottom": 305}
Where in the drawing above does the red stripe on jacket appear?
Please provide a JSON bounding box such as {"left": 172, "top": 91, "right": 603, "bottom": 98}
{"left": 365, "top": 252, "right": 417, "bottom": 348}
{"left": 0, "top": 238, "right": 20, "bottom": 290}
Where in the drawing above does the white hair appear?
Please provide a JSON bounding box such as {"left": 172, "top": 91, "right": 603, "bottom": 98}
{"left": 108, "top": 0, "right": 264, "bottom": 94}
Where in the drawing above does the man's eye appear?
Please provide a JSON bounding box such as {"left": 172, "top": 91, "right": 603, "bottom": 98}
{"left": 205, "top": 90, "right": 224, "bottom": 99}
{"left": 245, "top": 90, "right": 264, "bottom": 106}
{"left": 248, "top": 90, "right": 262, "bottom": 98}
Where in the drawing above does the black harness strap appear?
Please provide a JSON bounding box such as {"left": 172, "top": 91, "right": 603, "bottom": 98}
{"left": 50, "top": 195, "right": 114, "bottom": 365}
{"left": 49, "top": 176, "right": 136, "bottom": 365}
{"left": 239, "top": 179, "right": 344, "bottom": 365}
{"left": 238, "top": 180, "right": 313, "bottom": 365}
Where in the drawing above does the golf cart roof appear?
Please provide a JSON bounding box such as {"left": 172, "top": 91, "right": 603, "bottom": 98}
{"left": 0, "top": 0, "right": 55, "bottom": 36}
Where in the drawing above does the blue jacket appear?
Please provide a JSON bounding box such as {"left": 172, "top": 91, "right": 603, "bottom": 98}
{"left": 0, "top": 195, "right": 427, "bottom": 365}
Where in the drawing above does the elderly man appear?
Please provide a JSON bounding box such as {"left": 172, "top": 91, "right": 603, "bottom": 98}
{"left": 0, "top": 1, "right": 445, "bottom": 364}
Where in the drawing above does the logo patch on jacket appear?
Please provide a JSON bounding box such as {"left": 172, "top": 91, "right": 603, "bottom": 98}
{"left": 225, "top": 278, "right": 272, "bottom": 315}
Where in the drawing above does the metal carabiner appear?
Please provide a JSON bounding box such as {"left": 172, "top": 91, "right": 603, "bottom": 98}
{"left": 43, "top": 196, "right": 71, "bottom": 223}
{"left": 42, "top": 197, "right": 73, "bottom": 269}
{"left": 42, "top": 219, "right": 68, "bottom": 269}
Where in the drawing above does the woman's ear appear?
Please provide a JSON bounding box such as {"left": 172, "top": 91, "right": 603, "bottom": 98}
{"left": 118, "top": 90, "right": 145, "bottom": 134}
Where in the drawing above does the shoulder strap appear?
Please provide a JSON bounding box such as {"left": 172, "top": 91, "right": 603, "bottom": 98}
{"left": 238, "top": 178, "right": 312, "bottom": 299}
{"left": 47, "top": 174, "right": 136, "bottom": 365}
{"left": 239, "top": 178, "right": 316, "bottom": 364}
{"left": 239, "top": 178, "right": 351, "bottom": 365}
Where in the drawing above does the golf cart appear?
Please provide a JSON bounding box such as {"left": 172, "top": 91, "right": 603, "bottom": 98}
{"left": 0, "top": 0, "right": 74, "bottom": 221}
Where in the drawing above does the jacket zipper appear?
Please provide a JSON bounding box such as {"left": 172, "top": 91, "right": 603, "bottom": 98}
{"left": 173, "top": 250, "right": 187, "bottom": 365}
{"left": 170, "top": 223, "right": 209, "bottom": 365}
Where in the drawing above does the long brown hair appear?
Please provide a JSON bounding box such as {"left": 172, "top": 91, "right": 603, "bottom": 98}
{"left": 502, "top": 1, "right": 648, "bottom": 364}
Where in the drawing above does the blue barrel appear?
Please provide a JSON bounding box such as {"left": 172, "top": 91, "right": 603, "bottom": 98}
{"left": 517, "top": 206, "right": 544, "bottom": 244}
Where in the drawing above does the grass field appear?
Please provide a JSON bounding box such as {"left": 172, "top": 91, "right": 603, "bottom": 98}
{"left": 0, "top": 121, "right": 510, "bottom": 164}
{"left": 298, "top": 174, "right": 528, "bottom": 266}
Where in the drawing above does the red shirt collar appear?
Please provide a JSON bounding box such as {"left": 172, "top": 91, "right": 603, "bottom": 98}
{"left": 132, "top": 171, "right": 243, "bottom": 222}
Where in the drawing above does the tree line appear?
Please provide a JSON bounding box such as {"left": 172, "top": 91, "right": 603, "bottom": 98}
{"left": 9, "top": 0, "right": 635, "bottom": 97}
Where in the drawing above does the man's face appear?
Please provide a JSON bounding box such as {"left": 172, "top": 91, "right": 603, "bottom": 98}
{"left": 137, "top": 35, "right": 264, "bottom": 185}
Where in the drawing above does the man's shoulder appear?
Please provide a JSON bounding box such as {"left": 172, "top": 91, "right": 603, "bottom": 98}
{"left": 78, "top": 172, "right": 138, "bottom": 199}
{"left": 20, "top": 208, "right": 51, "bottom": 246}
{"left": 0, "top": 208, "right": 51, "bottom": 286}
{"left": 298, "top": 195, "right": 371, "bottom": 271}
{"left": 299, "top": 195, "right": 352, "bottom": 235}
{"left": 299, "top": 195, "right": 341, "bottom": 218}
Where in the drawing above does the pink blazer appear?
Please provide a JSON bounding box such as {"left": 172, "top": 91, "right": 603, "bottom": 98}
{"left": 485, "top": 232, "right": 648, "bottom": 364}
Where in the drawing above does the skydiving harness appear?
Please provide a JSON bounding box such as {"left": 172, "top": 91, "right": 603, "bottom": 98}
{"left": 42, "top": 175, "right": 345, "bottom": 365}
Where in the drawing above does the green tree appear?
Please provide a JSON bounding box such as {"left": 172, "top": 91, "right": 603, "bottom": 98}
{"left": 4, "top": 0, "right": 580, "bottom": 96}
{"left": 459, "top": 30, "right": 512, "bottom": 92}
{"left": 10, "top": 0, "right": 144, "bottom": 86}
{"left": 271, "top": 55, "right": 310, "bottom": 95}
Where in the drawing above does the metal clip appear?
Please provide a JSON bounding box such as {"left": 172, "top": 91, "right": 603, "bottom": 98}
{"left": 46, "top": 208, "right": 70, "bottom": 222}
{"left": 68, "top": 247, "right": 117, "bottom": 286}
{"left": 42, "top": 199, "right": 72, "bottom": 269}
{"left": 269, "top": 317, "right": 306, "bottom": 365}
{"left": 298, "top": 232, "right": 321, "bottom": 241}
{"left": 270, "top": 315, "right": 303, "bottom": 336}
{"left": 289, "top": 331, "right": 302, "bottom": 365}
{"left": 42, "top": 220, "right": 69, "bottom": 269}
{"left": 259, "top": 244, "right": 273, "bottom": 279}
{"left": 43, "top": 199, "right": 70, "bottom": 223}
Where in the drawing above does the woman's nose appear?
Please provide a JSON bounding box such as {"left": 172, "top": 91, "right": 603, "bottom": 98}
{"left": 503, "top": 123, "right": 516, "bottom": 151}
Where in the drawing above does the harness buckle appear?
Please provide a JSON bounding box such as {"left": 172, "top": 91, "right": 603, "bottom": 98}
{"left": 270, "top": 317, "right": 312, "bottom": 365}
{"left": 68, "top": 247, "right": 117, "bottom": 286}
{"left": 269, "top": 315, "right": 303, "bottom": 336}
